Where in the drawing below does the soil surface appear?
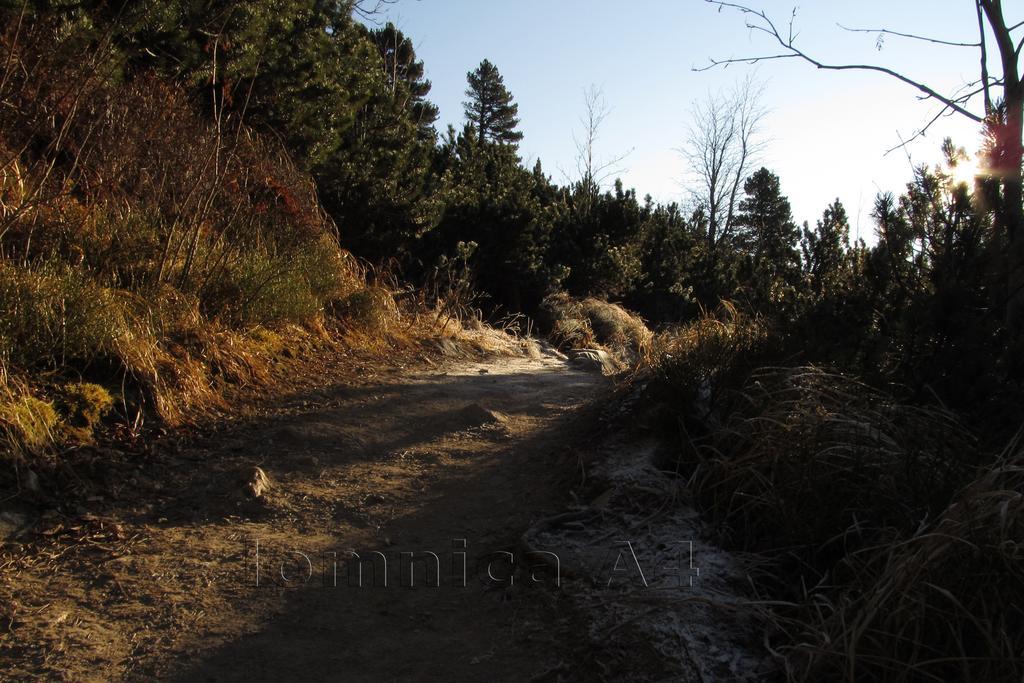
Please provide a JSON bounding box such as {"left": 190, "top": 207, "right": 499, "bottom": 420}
{"left": 2, "top": 347, "right": 696, "bottom": 681}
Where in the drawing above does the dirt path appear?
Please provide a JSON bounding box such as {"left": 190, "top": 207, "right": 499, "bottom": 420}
{"left": 3, "top": 348, "right": 622, "bottom": 681}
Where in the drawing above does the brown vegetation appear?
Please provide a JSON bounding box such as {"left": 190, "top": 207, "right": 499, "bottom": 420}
{"left": 641, "top": 307, "right": 1024, "bottom": 681}
{"left": 540, "top": 292, "right": 652, "bottom": 362}
{"left": 0, "top": 21, "right": 525, "bottom": 489}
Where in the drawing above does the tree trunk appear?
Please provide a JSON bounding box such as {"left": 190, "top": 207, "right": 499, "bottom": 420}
{"left": 980, "top": 0, "right": 1024, "bottom": 375}
{"left": 1002, "top": 93, "right": 1024, "bottom": 376}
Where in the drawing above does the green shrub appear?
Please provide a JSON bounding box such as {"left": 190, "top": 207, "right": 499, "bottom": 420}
{"left": 57, "top": 382, "right": 114, "bottom": 443}
{"left": 0, "top": 260, "right": 131, "bottom": 369}
{"left": 202, "top": 235, "right": 355, "bottom": 326}
{"left": 337, "top": 286, "right": 399, "bottom": 332}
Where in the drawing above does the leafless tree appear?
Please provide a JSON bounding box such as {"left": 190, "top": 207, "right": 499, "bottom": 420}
{"left": 679, "top": 75, "right": 767, "bottom": 253}
{"left": 575, "top": 85, "right": 629, "bottom": 192}
{"left": 569, "top": 85, "right": 632, "bottom": 216}
{"left": 698, "top": 1, "right": 1024, "bottom": 352}
{"left": 352, "top": 0, "right": 401, "bottom": 22}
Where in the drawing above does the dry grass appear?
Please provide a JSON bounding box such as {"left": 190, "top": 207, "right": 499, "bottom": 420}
{"left": 0, "top": 260, "right": 137, "bottom": 369}
{"left": 541, "top": 292, "right": 652, "bottom": 362}
{"left": 689, "top": 366, "right": 977, "bottom": 563}
{"left": 336, "top": 286, "right": 401, "bottom": 333}
{"left": 581, "top": 297, "right": 652, "bottom": 358}
{"left": 0, "top": 246, "right": 375, "bottom": 453}
{"left": 0, "top": 22, "right": 389, "bottom": 462}
{"left": 651, "top": 302, "right": 770, "bottom": 407}
{"left": 447, "top": 324, "right": 527, "bottom": 358}
{"left": 552, "top": 314, "right": 596, "bottom": 350}
{"left": 780, "top": 445, "right": 1024, "bottom": 682}
{"left": 645, "top": 305, "right": 1018, "bottom": 680}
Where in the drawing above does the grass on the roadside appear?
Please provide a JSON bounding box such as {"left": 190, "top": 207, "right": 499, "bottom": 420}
{"left": 642, "top": 305, "right": 1019, "bottom": 681}
{"left": 540, "top": 292, "right": 652, "bottom": 362}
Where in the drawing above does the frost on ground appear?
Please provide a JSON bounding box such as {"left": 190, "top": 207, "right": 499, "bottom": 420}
{"left": 524, "top": 433, "right": 776, "bottom": 681}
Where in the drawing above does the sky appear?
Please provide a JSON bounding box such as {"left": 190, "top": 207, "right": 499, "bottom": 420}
{"left": 368, "top": 1, "right": 1011, "bottom": 242}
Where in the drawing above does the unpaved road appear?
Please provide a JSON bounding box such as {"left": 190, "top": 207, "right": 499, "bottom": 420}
{"left": 2, "top": 349, "right": 629, "bottom": 681}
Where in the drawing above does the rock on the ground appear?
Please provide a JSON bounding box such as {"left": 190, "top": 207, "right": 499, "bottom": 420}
{"left": 241, "top": 466, "right": 271, "bottom": 499}
{"left": 0, "top": 511, "right": 30, "bottom": 540}
{"left": 569, "top": 348, "right": 616, "bottom": 374}
{"left": 537, "top": 340, "right": 568, "bottom": 361}
{"left": 456, "top": 403, "right": 509, "bottom": 429}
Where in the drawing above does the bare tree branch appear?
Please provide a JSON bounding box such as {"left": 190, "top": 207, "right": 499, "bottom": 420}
{"left": 698, "top": 1, "right": 985, "bottom": 123}
{"left": 352, "top": 0, "right": 402, "bottom": 23}
{"left": 883, "top": 73, "right": 1005, "bottom": 155}
{"left": 836, "top": 24, "right": 979, "bottom": 48}
{"left": 883, "top": 106, "right": 953, "bottom": 156}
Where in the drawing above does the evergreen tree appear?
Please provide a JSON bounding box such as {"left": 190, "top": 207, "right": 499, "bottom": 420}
{"left": 634, "top": 200, "right": 700, "bottom": 320}
{"left": 370, "top": 22, "right": 439, "bottom": 141}
{"left": 735, "top": 167, "right": 801, "bottom": 314}
{"left": 548, "top": 179, "right": 648, "bottom": 299}
{"left": 317, "top": 21, "right": 441, "bottom": 261}
{"left": 463, "top": 59, "right": 523, "bottom": 145}
{"left": 794, "top": 200, "right": 868, "bottom": 366}
{"left": 428, "top": 124, "right": 554, "bottom": 310}
{"left": 802, "top": 199, "right": 851, "bottom": 300}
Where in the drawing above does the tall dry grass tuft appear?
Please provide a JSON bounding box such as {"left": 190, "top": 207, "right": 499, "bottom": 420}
{"left": 652, "top": 301, "right": 769, "bottom": 400}
{"left": 689, "top": 366, "right": 977, "bottom": 566}
{"left": 645, "top": 305, "right": 1020, "bottom": 679}
{"left": 782, "top": 443, "right": 1024, "bottom": 682}
{"left": 540, "top": 292, "right": 652, "bottom": 362}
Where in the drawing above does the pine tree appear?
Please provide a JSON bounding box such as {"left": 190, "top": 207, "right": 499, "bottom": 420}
{"left": 463, "top": 59, "right": 523, "bottom": 145}
{"left": 801, "top": 199, "right": 851, "bottom": 300}
{"left": 370, "top": 22, "right": 439, "bottom": 141}
{"left": 735, "top": 167, "right": 801, "bottom": 314}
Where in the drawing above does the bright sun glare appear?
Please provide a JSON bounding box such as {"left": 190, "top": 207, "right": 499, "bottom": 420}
{"left": 950, "top": 156, "right": 982, "bottom": 187}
